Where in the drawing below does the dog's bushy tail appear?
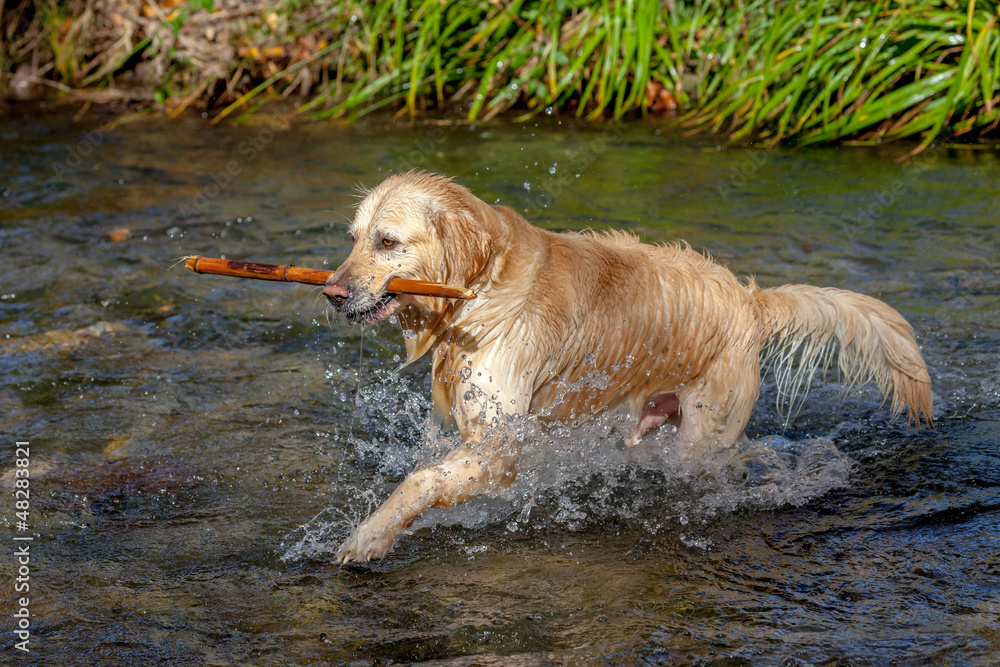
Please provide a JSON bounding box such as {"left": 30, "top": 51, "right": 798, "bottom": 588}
{"left": 752, "top": 284, "right": 933, "bottom": 427}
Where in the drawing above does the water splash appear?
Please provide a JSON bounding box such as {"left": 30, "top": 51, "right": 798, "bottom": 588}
{"left": 282, "top": 366, "right": 852, "bottom": 561}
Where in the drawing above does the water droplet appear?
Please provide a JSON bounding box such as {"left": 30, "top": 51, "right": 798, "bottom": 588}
{"left": 402, "top": 329, "right": 416, "bottom": 339}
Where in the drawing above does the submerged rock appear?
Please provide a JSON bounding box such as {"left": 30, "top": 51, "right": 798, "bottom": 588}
{"left": 47, "top": 456, "right": 196, "bottom": 498}
{"left": 0, "top": 458, "right": 56, "bottom": 488}
{"left": 0, "top": 321, "right": 127, "bottom": 354}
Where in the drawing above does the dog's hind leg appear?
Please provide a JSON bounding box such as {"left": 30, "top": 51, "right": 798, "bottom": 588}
{"left": 676, "top": 351, "right": 761, "bottom": 449}
{"left": 626, "top": 393, "right": 680, "bottom": 447}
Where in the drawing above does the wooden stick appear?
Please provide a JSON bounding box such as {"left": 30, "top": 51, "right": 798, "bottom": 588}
{"left": 182, "top": 256, "right": 476, "bottom": 300}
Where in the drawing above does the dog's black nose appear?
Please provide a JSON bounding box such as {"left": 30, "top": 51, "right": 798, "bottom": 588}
{"left": 323, "top": 282, "right": 350, "bottom": 306}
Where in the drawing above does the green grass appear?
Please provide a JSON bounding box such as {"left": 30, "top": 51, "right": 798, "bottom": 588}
{"left": 5, "top": 0, "right": 1000, "bottom": 148}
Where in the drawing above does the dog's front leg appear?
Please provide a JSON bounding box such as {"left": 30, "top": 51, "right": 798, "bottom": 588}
{"left": 337, "top": 433, "right": 519, "bottom": 563}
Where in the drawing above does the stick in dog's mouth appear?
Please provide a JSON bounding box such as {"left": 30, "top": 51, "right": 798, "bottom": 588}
{"left": 179, "top": 256, "right": 476, "bottom": 300}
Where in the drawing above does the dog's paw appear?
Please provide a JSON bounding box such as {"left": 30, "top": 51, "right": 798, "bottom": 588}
{"left": 336, "top": 526, "right": 397, "bottom": 564}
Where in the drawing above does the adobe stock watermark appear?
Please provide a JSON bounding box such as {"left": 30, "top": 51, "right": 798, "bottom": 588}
{"left": 393, "top": 106, "right": 470, "bottom": 173}
{"left": 11, "top": 440, "right": 33, "bottom": 653}
{"left": 716, "top": 146, "right": 777, "bottom": 202}
{"left": 390, "top": 114, "right": 624, "bottom": 219}
{"left": 100, "top": 267, "right": 135, "bottom": 309}
{"left": 522, "top": 120, "right": 625, "bottom": 219}
{"left": 178, "top": 118, "right": 283, "bottom": 217}
{"left": 51, "top": 127, "right": 110, "bottom": 182}
{"left": 931, "top": 251, "right": 1000, "bottom": 324}
{"left": 209, "top": 294, "right": 290, "bottom": 352}
{"left": 394, "top": 124, "right": 452, "bottom": 173}
{"left": 842, "top": 145, "right": 941, "bottom": 240}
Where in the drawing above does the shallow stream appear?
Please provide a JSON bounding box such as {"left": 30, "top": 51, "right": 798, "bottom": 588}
{"left": 1, "top": 113, "right": 998, "bottom": 665}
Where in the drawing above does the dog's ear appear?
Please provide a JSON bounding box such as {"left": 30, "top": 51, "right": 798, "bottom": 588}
{"left": 431, "top": 206, "right": 492, "bottom": 286}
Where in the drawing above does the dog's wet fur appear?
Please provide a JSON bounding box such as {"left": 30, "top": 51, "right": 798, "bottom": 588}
{"left": 323, "top": 171, "right": 932, "bottom": 563}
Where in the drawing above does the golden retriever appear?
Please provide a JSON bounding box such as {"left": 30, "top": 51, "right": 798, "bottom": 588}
{"left": 324, "top": 171, "right": 932, "bottom": 563}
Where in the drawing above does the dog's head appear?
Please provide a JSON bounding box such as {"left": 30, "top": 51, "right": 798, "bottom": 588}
{"left": 324, "top": 172, "right": 495, "bottom": 325}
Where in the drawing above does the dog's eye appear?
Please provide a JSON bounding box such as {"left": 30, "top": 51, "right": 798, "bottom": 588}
{"left": 382, "top": 238, "right": 396, "bottom": 249}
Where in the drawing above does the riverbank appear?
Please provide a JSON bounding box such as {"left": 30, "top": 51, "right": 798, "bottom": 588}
{"left": 3, "top": 1, "right": 998, "bottom": 149}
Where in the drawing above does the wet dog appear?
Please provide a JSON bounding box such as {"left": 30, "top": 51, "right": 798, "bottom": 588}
{"left": 324, "top": 171, "right": 932, "bottom": 563}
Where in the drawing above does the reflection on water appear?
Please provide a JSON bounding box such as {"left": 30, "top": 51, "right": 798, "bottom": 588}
{"left": 1, "top": 112, "right": 998, "bottom": 665}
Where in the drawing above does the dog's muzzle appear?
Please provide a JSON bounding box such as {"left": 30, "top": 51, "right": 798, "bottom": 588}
{"left": 323, "top": 280, "right": 399, "bottom": 325}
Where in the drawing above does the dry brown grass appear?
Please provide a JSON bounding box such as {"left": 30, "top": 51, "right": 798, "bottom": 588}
{"left": 3, "top": 1, "right": 997, "bottom": 150}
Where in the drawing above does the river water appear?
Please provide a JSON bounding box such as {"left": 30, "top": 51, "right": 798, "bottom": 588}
{"left": 1, "top": 112, "right": 998, "bottom": 665}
